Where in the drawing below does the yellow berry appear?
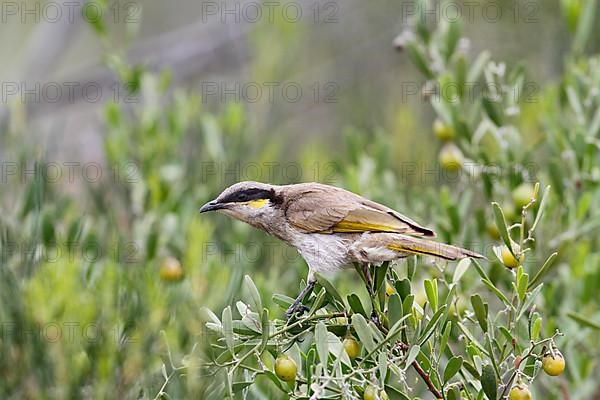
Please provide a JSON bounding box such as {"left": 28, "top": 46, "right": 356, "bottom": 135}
{"left": 343, "top": 336, "right": 361, "bottom": 360}
{"left": 274, "top": 354, "right": 297, "bottom": 382}
{"left": 487, "top": 223, "right": 500, "bottom": 240}
{"left": 385, "top": 281, "right": 395, "bottom": 296}
{"left": 542, "top": 350, "right": 566, "bottom": 376}
{"left": 512, "top": 183, "right": 535, "bottom": 210}
{"left": 159, "top": 257, "right": 184, "bottom": 282}
{"left": 509, "top": 384, "right": 532, "bottom": 400}
{"left": 502, "top": 202, "right": 518, "bottom": 222}
{"left": 363, "top": 385, "right": 376, "bottom": 400}
{"left": 434, "top": 119, "right": 455, "bottom": 141}
{"left": 500, "top": 244, "right": 524, "bottom": 269}
{"left": 439, "top": 143, "right": 463, "bottom": 172}
{"left": 363, "top": 386, "right": 388, "bottom": 400}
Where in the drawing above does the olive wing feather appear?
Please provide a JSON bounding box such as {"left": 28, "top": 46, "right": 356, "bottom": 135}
{"left": 283, "top": 184, "right": 435, "bottom": 237}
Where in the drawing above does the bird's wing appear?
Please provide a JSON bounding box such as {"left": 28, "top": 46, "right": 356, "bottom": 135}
{"left": 284, "top": 184, "right": 435, "bottom": 237}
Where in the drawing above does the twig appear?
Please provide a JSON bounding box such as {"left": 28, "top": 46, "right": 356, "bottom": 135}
{"left": 394, "top": 342, "right": 443, "bottom": 398}
{"left": 412, "top": 359, "right": 443, "bottom": 398}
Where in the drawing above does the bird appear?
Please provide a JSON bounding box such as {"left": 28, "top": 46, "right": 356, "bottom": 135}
{"left": 200, "top": 181, "right": 484, "bottom": 319}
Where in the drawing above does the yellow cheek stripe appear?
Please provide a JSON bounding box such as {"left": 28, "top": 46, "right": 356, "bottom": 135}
{"left": 247, "top": 199, "right": 269, "bottom": 209}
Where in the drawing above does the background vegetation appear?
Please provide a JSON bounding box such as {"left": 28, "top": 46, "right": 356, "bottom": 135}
{"left": 0, "top": 0, "right": 599, "bottom": 399}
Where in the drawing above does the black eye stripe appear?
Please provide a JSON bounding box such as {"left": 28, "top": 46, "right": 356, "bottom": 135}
{"left": 221, "top": 188, "right": 275, "bottom": 204}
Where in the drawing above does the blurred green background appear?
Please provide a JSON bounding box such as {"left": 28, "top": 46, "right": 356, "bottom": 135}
{"left": 0, "top": 0, "right": 599, "bottom": 398}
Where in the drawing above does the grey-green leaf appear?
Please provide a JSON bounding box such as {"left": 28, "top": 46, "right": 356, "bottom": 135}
{"left": 222, "top": 306, "right": 234, "bottom": 354}
{"left": 243, "top": 275, "right": 262, "bottom": 312}
{"left": 315, "top": 322, "right": 329, "bottom": 366}
{"left": 352, "top": 314, "right": 376, "bottom": 353}
{"left": 444, "top": 356, "right": 463, "bottom": 383}
{"left": 471, "top": 294, "right": 488, "bottom": 333}
{"left": 315, "top": 273, "right": 344, "bottom": 306}
{"left": 481, "top": 364, "right": 497, "bottom": 400}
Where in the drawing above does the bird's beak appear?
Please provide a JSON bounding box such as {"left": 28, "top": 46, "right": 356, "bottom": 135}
{"left": 199, "top": 200, "right": 226, "bottom": 213}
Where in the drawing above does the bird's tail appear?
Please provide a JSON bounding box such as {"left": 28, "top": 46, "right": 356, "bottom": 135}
{"left": 387, "top": 234, "right": 485, "bottom": 261}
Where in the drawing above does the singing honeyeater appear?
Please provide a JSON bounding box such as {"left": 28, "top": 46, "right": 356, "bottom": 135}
{"left": 200, "top": 181, "right": 483, "bottom": 318}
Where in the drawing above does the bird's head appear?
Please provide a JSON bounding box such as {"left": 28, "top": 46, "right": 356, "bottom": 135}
{"left": 199, "top": 181, "right": 283, "bottom": 226}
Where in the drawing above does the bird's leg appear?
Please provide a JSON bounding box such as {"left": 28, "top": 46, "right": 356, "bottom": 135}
{"left": 360, "top": 263, "right": 385, "bottom": 330}
{"left": 285, "top": 279, "right": 316, "bottom": 320}
{"left": 362, "top": 263, "right": 374, "bottom": 295}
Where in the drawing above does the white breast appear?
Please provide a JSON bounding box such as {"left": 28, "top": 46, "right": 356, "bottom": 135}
{"left": 291, "top": 233, "right": 351, "bottom": 275}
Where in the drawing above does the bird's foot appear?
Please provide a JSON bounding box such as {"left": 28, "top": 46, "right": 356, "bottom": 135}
{"left": 285, "top": 303, "right": 309, "bottom": 320}
{"left": 370, "top": 310, "right": 382, "bottom": 329}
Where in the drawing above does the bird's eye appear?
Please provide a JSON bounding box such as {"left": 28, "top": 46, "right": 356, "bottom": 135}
{"left": 237, "top": 193, "right": 249, "bottom": 201}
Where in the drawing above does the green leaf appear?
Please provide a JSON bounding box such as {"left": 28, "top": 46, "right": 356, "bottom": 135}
{"left": 518, "top": 284, "right": 544, "bottom": 320}
{"left": 447, "top": 386, "right": 461, "bottom": 400}
{"left": 567, "top": 311, "right": 600, "bottom": 330}
{"left": 352, "top": 314, "right": 376, "bottom": 353}
{"left": 347, "top": 293, "right": 368, "bottom": 317}
{"left": 405, "top": 345, "right": 420, "bottom": 367}
{"left": 467, "top": 50, "right": 491, "bottom": 82}
{"left": 531, "top": 316, "right": 542, "bottom": 341}
{"left": 315, "top": 273, "right": 344, "bottom": 306}
{"left": 482, "top": 278, "right": 513, "bottom": 309}
{"left": 374, "top": 261, "right": 390, "bottom": 293}
{"left": 439, "top": 321, "right": 452, "bottom": 355}
{"left": 482, "top": 97, "right": 503, "bottom": 126}
{"left": 491, "top": 202, "right": 514, "bottom": 255}
{"left": 407, "top": 256, "right": 417, "bottom": 280}
{"left": 201, "top": 307, "right": 221, "bottom": 326}
{"left": 471, "top": 294, "right": 488, "bottom": 333}
{"left": 517, "top": 271, "right": 529, "bottom": 302}
{"left": 260, "top": 308, "right": 269, "bottom": 352}
{"left": 480, "top": 364, "right": 497, "bottom": 400}
{"left": 385, "top": 385, "right": 411, "bottom": 400}
{"left": 453, "top": 258, "right": 471, "bottom": 283}
{"left": 395, "top": 278, "right": 412, "bottom": 300}
{"left": 528, "top": 252, "right": 558, "bottom": 289}
{"left": 243, "top": 275, "right": 262, "bottom": 312}
{"left": 305, "top": 348, "right": 316, "bottom": 386}
{"left": 444, "top": 20, "right": 462, "bottom": 61}
{"left": 406, "top": 42, "right": 434, "bottom": 78}
{"left": 272, "top": 293, "right": 294, "bottom": 309}
{"left": 315, "top": 322, "right": 329, "bottom": 366}
{"left": 424, "top": 279, "right": 438, "bottom": 311}
{"left": 261, "top": 371, "right": 289, "bottom": 393}
{"left": 232, "top": 381, "right": 253, "bottom": 393}
{"left": 530, "top": 185, "right": 550, "bottom": 232}
{"left": 472, "top": 259, "right": 491, "bottom": 281}
{"left": 402, "top": 294, "right": 414, "bottom": 317}
{"left": 419, "top": 305, "right": 447, "bottom": 345}
{"left": 379, "top": 351, "right": 388, "bottom": 382}
{"left": 444, "top": 356, "right": 463, "bottom": 383}
{"left": 222, "top": 306, "right": 234, "bottom": 354}
{"left": 573, "top": 0, "right": 597, "bottom": 54}
{"left": 388, "top": 294, "right": 403, "bottom": 326}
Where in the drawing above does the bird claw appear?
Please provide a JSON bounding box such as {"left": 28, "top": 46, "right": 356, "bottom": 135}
{"left": 285, "top": 303, "right": 309, "bottom": 320}
{"left": 370, "top": 311, "right": 382, "bottom": 327}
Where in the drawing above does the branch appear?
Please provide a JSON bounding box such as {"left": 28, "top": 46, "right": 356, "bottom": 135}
{"left": 412, "top": 359, "right": 443, "bottom": 398}
{"left": 394, "top": 342, "right": 443, "bottom": 398}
